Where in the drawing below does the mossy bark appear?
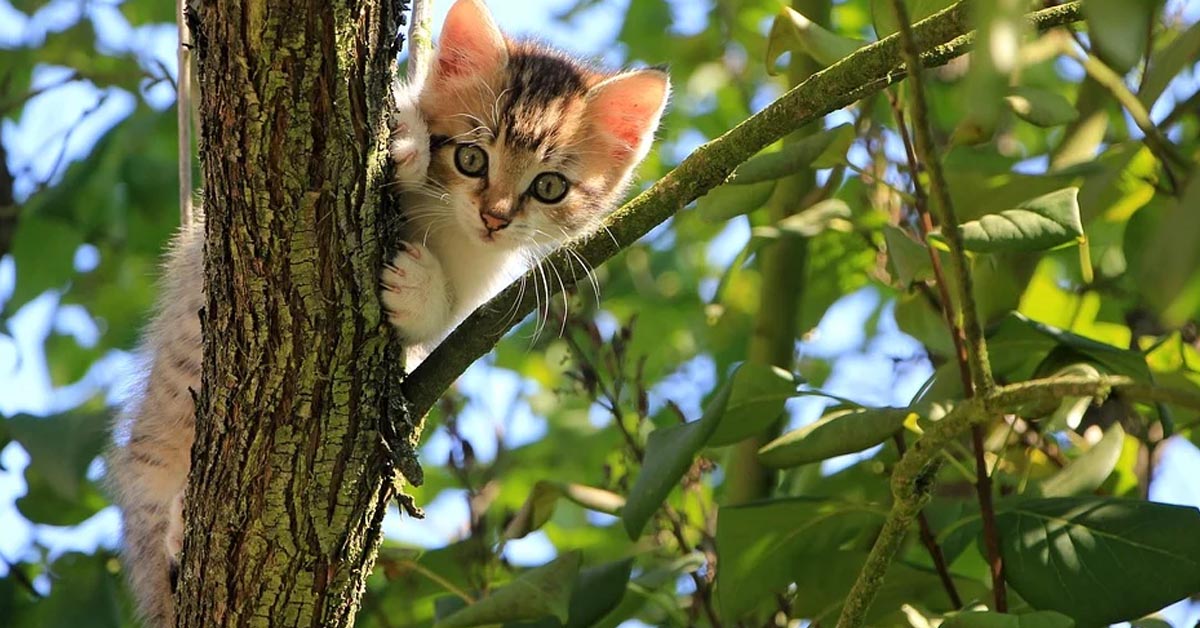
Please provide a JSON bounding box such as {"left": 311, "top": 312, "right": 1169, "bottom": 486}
{"left": 177, "top": 2, "right": 419, "bottom": 626}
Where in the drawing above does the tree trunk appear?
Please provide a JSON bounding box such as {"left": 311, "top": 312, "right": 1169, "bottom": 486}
{"left": 177, "top": 1, "right": 422, "bottom": 626}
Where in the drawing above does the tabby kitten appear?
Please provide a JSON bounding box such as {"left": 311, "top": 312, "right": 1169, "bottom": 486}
{"left": 109, "top": 0, "right": 668, "bottom": 625}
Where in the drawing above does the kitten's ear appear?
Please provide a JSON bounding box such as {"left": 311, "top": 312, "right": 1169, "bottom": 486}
{"left": 432, "top": 0, "right": 507, "bottom": 84}
{"left": 585, "top": 69, "right": 670, "bottom": 165}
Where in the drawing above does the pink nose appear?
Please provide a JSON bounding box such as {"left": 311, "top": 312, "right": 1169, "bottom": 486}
{"left": 481, "top": 212, "right": 510, "bottom": 231}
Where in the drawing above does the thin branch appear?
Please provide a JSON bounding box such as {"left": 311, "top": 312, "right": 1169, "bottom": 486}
{"left": 888, "top": 0, "right": 1005, "bottom": 609}
{"left": 176, "top": 0, "right": 194, "bottom": 226}
{"left": 1061, "top": 43, "right": 1191, "bottom": 190}
{"left": 402, "top": 1, "right": 1085, "bottom": 418}
{"left": 405, "top": 0, "right": 434, "bottom": 86}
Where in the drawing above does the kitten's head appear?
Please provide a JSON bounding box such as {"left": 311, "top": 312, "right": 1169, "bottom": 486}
{"left": 412, "top": 0, "right": 669, "bottom": 251}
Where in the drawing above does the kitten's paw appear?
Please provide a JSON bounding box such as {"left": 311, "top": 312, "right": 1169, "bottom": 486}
{"left": 381, "top": 242, "right": 450, "bottom": 343}
{"left": 164, "top": 491, "right": 184, "bottom": 560}
{"left": 388, "top": 90, "right": 431, "bottom": 186}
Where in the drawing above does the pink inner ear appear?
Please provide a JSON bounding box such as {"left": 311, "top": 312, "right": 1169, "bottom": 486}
{"left": 589, "top": 72, "right": 668, "bottom": 161}
{"left": 432, "top": 0, "right": 506, "bottom": 82}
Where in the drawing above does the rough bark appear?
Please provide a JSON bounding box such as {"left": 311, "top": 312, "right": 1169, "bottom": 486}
{"left": 177, "top": 1, "right": 420, "bottom": 626}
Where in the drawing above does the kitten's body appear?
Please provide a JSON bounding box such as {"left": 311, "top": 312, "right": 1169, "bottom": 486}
{"left": 109, "top": 1, "right": 667, "bottom": 625}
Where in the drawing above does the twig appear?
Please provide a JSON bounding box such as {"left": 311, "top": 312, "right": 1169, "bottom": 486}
{"left": 1060, "top": 43, "right": 1191, "bottom": 192}
{"left": 887, "top": 0, "right": 1004, "bottom": 610}
{"left": 402, "top": 2, "right": 1086, "bottom": 418}
{"left": 405, "top": 0, "right": 434, "bottom": 86}
{"left": 176, "top": 0, "right": 193, "bottom": 226}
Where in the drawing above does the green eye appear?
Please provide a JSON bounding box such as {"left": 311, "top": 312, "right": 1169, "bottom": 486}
{"left": 530, "top": 172, "right": 569, "bottom": 204}
{"left": 454, "top": 144, "right": 488, "bottom": 177}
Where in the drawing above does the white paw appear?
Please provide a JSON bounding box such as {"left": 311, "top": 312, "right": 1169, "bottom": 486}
{"left": 389, "top": 87, "right": 431, "bottom": 186}
{"left": 164, "top": 491, "right": 184, "bottom": 560}
{"left": 381, "top": 242, "right": 450, "bottom": 344}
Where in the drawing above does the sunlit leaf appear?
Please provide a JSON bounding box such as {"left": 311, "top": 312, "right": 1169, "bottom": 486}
{"left": 1039, "top": 423, "right": 1125, "bottom": 497}
{"left": 957, "top": 188, "right": 1083, "bottom": 253}
{"left": 765, "top": 7, "right": 864, "bottom": 73}
{"left": 758, "top": 406, "right": 907, "bottom": 468}
{"left": 998, "top": 497, "right": 1200, "bottom": 626}
{"left": 1006, "top": 86, "right": 1079, "bottom": 128}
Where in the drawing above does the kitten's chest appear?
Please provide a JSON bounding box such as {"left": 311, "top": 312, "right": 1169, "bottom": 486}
{"left": 413, "top": 227, "right": 524, "bottom": 317}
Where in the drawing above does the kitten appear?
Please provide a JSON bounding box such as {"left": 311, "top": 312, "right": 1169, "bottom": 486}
{"left": 108, "top": 0, "right": 668, "bottom": 625}
{"left": 384, "top": 0, "right": 669, "bottom": 359}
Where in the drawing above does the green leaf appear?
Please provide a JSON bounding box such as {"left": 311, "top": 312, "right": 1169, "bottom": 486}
{"left": 1083, "top": 0, "right": 1162, "bottom": 73}
{"left": 119, "top": 0, "right": 177, "bottom": 25}
{"left": 941, "top": 610, "right": 1075, "bottom": 628}
{"left": 706, "top": 363, "right": 797, "bottom": 447}
{"left": 757, "top": 406, "right": 907, "bottom": 468}
{"left": 716, "top": 498, "right": 884, "bottom": 620}
{"left": 623, "top": 363, "right": 795, "bottom": 538}
{"left": 436, "top": 552, "right": 581, "bottom": 628}
{"left": 871, "top": 0, "right": 955, "bottom": 38}
{"left": 503, "top": 482, "right": 625, "bottom": 540}
{"left": 765, "top": 8, "right": 864, "bottom": 72}
{"left": 1006, "top": 87, "right": 1079, "bottom": 127}
{"left": 510, "top": 558, "right": 634, "bottom": 628}
{"left": 883, "top": 224, "right": 933, "bottom": 286}
{"left": 621, "top": 421, "right": 717, "bottom": 539}
{"left": 1140, "top": 20, "right": 1200, "bottom": 106}
{"left": 753, "top": 199, "right": 852, "bottom": 240}
{"left": 1039, "top": 423, "right": 1125, "bottom": 497}
{"left": 696, "top": 180, "right": 775, "bottom": 222}
{"left": 958, "top": 188, "right": 1083, "bottom": 253}
{"left": 730, "top": 125, "right": 854, "bottom": 185}
{"left": 998, "top": 497, "right": 1200, "bottom": 626}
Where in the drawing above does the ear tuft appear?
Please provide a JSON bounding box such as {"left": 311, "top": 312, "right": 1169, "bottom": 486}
{"left": 586, "top": 69, "right": 670, "bottom": 163}
{"left": 433, "top": 0, "right": 507, "bottom": 82}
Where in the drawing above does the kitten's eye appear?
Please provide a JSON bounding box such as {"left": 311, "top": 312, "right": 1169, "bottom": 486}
{"left": 530, "top": 172, "right": 569, "bottom": 204}
{"left": 454, "top": 144, "right": 488, "bottom": 177}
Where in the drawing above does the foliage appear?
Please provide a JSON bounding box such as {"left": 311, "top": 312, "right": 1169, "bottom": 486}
{"left": 3, "top": 0, "right": 1200, "bottom": 627}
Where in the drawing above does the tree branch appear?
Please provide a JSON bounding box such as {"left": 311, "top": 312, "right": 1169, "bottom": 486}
{"left": 835, "top": 374, "right": 1200, "bottom": 627}
{"left": 888, "top": 0, "right": 1008, "bottom": 610}
{"left": 402, "top": 1, "right": 1085, "bottom": 418}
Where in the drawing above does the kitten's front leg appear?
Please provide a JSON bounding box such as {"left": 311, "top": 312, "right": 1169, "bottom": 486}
{"left": 388, "top": 85, "right": 431, "bottom": 186}
{"left": 381, "top": 241, "right": 451, "bottom": 346}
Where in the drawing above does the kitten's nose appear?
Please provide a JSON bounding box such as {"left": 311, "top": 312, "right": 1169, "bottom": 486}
{"left": 481, "top": 212, "right": 510, "bottom": 232}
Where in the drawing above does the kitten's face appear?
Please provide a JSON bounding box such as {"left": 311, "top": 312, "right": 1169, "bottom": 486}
{"left": 412, "top": 0, "right": 668, "bottom": 252}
